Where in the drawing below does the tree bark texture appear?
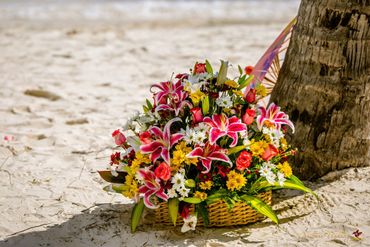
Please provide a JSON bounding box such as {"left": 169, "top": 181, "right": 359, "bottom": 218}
{"left": 270, "top": 0, "right": 370, "bottom": 179}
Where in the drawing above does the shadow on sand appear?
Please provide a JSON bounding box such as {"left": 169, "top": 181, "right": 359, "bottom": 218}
{"left": 1, "top": 177, "right": 330, "bottom": 247}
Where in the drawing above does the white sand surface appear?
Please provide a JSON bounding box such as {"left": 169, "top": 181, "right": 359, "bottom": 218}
{"left": 0, "top": 1, "right": 369, "bottom": 246}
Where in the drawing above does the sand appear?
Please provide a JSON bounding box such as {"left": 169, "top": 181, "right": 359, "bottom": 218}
{"left": 0, "top": 1, "right": 369, "bottom": 246}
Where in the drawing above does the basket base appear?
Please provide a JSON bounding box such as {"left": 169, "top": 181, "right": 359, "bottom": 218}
{"left": 154, "top": 191, "right": 272, "bottom": 227}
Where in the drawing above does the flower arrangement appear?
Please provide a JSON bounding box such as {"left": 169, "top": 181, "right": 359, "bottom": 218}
{"left": 99, "top": 60, "right": 314, "bottom": 233}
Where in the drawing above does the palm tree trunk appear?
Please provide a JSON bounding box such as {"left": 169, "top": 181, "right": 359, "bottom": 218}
{"left": 270, "top": 0, "right": 370, "bottom": 179}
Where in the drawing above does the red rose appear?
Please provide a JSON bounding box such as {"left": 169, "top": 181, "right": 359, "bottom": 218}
{"left": 236, "top": 151, "right": 252, "bottom": 171}
{"left": 112, "top": 129, "right": 126, "bottom": 146}
{"left": 139, "top": 131, "right": 152, "bottom": 144}
{"left": 242, "top": 109, "right": 256, "bottom": 125}
{"left": 190, "top": 107, "right": 203, "bottom": 124}
{"left": 155, "top": 162, "right": 171, "bottom": 181}
{"left": 194, "top": 63, "right": 207, "bottom": 74}
{"left": 261, "top": 144, "right": 279, "bottom": 161}
{"left": 110, "top": 152, "right": 121, "bottom": 165}
{"left": 217, "top": 165, "right": 231, "bottom": 178}
{"left": 244, "top": 65, "right": 254, "bottom": 75}
{"left": 180, "top": 204, "right": 191, "bottom": 219}
{"left": 245, "top": 89, "right": 256, "bottom": 103}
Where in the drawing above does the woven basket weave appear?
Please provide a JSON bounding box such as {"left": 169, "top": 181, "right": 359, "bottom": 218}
{"left": 154, "top": 190, "right": 272, "bottom": 227}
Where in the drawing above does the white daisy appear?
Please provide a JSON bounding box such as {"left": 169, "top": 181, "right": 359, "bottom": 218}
{"left": 167, "top": 188, "right": 177, "bottom": 198}
{"left": 216, "top": 94, "right": 233, "bottom": 108}
{"left": 171, "top": 173, "right": 185, "bottom": 190}
{"left": 277, "top": 172, "right": 286, "bottom": 186}
{"left": 178, "top": 186, "right": 190, "bottom": 198}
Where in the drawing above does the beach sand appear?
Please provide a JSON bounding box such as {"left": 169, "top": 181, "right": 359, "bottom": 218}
{"left": 0, "top": 1, "right": 369, "bottom": 246}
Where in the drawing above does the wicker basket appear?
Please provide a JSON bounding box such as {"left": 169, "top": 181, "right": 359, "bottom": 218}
{"left": 154, "top": 190, "right": 272, "bottom": 227}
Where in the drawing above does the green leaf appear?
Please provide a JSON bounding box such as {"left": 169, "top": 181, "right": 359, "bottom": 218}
{"left": 228, "top": 145, "right": 246, "bottom": 155}
{"left": 201, "top": 96, "right": 210, "bottom": 115}
{"left": 168, "top": 198, "right": 179, "bottom": 226}
{"left": 182, "top": 197, "right": 202, "bottom": 204}
{"left": 238, "top": 65, "right": 243, "bottom": 75}
{"left": 238, "top": 75, "right": 254, "bottom": 90}
{"left": 237, "top": 74, "right": 246, "bottom": 85}
{"left": 143, "top": 105, "right": 149, "bottom": 113}
{"left": 216, "top": 60, "right": 229, "bottom": 86}
{"left": 206, "top": 60, "right": 213, "bottom": 74}
{"left": 240, "top": 195, "right": 279, "bottom": 224}
{"left": 131, "top": 199, "right": 145, "bottom": 233}
{"left": 289, "top": 175, "right": 305, "bottom": 186}
{"left": 197, "top": 203, "right": 209, "bottom": 227}
{"left": 206, "top": 189, "right": 228, "bottom": 205}
{"left": 252, "top": 179, "right": 316, "bottom": 197}
{"left": 98, "top": 170, "right": 127, "bottom": 183}
{"left": 223, "top": 196, "right": 236, "bottom": 210}
{"left": 103, "top": 184, "right": 127, "bottom": 193}
{"left": 146, "top": 99, "right": 153, "bottom": 110}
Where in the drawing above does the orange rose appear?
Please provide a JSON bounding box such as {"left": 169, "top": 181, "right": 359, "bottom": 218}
{"left": 154, "top": 162, "right": 171, "bottom": 181}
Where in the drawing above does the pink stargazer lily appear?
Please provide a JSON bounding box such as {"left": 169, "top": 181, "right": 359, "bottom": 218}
{"left": 156, "top": 89, "right": 192, "bottom": 116}
{"left": 138, "top": 169, "right": 168, "bottom": 209}
{"left": 151, "top": 80, "right": 183, "bottom": 105}
{"left": 203, "top": 114, "right": 247, "bottom": 147}
{"left": 257, "top": 103, "right": 295, "bottom": 133}
{"left": 187, "top": 142, "right": 231, "bottom": 173}
{"left": 140, "top": 118, "right": 184, "bottom": 165}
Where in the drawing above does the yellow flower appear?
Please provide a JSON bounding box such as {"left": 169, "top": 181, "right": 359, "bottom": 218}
{"left": 256, "top": 83, "right": 267, "bottom": 97}
{"left": 194, "top": 191, "right": 208, "bottom": 201}
{"left": 171, "top": 142, "right": 198, "bottom": 173}
{"left": 131, "top": 152, "right": 151, "bottom": 169}
{"left": 226, "top": 179, "right": 238, "bottom": 191}
{"left": 280, "top": 138, "right": 288, "bottom": 150}
{"left": 123, "top": 174, "right": 138, "bottom": 199}
{"left": 277, "top": 161, "right": 293, "bottom": 177}
{"left": 122, "top": 151, "right": 150, "bottom": 199}
{"left": 190, "top": 89, "right": 206, "bottom": 105}
{"left": 226, "top": 171, "right": 246, "bottom": 191}
{"left": 232, "top": 90, "right": 244, "bottom": 97}
{"left": 199, "top": 180, "right": 213, "bottom": 190}
{"left": 249, "top": 140, "right": 268, "bottom": 157}
{"left": 225, "top": 80, "right": 239, "bottom": 88}
{"left": 227, "top": 170, "right": 238, "bottom": 180}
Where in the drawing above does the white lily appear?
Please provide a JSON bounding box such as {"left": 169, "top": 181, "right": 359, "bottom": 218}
{"left": 181, "top": 215, "right": 197, "bottom": 232}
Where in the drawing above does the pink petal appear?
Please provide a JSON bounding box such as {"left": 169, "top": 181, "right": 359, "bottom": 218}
{"left": 275, "top": 119, "right": 295, "bottom": 133}
{"left": 203, "top": 117, "right": 215, "bottom": 128}
{"left": 228, "top": 116, "right": 240, "bottom": 124}
{"left": 187, "top": 147, "right": 204, "bottom": 158}
{"left": 228, "top": 122, "right": 247, "bottom": 132}
{"left": 207, "top": 151, "right": 232, "bottom": 165}
{"left": 161, "top": 148, "right": 170, "bottom": 165}
{"left": 138, "top": 185, "right": 149, "bottom": 194}
{"left": 212, "top": 114, "right": 224, "bottom": 129}
{"left": 259, "top": 106, "right": 267, "bottom": 118}
{"left": 174, "top": 101, "right": 192, "bottom": 116}
{"left": 209, "top": 128, "right": 226, "bottom": 144}
{"left": 268, "top": 103, "right": 279, "bottom": 118}
{"left": 143, "top": 189, "right": 159, "bottom": 209}
{"left": 201, "top": 159, "right": 212, "bottom": 174}
{"left": 156, "top": 104, "right": 172, "bottom": 112}
{"left": 151, "top": 148, "right": 162, "bottom": 162}
{"left": 163, "top": 117, "right": 181, "bottom": 142}
{"left": 170, "top": 133, "right": 184, "bottom": 147}
{"left": 227, "top": 132, "right": 239, "bottom": 147}
{"left": 256, "top": 115, "right": 265, "bottom": 130}
{"left": 156, "top": 188, "right": 169, "bottom": 201}
{"left": 140, "top": 141, "right": 163, "bottom": 154}
{"left": 150, "top": 126, "right": 164, "bottom": 139}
